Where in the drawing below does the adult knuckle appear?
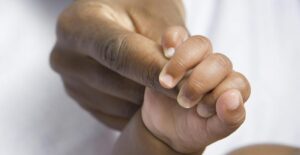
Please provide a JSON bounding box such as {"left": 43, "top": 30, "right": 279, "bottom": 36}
{"left": 141, "top": 59, "right": 161, "bottom": 89}
{"left": 56, "top": 1, "right": 100, "bottom": 44}
{"left": 56, "top": 10, "right": 68, "bottom": 38}
{"left": 96, "top": 33, "right": 130, "bottom": 73}
{"left": 56, "top": 3, "right": 77, "bottom": 42}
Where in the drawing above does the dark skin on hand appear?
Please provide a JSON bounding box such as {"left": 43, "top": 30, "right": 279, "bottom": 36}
{"left": 50, "top": 0, "right": 186, "bottom": 131}
{"left": 51, "top": 0, "right": 250, "bottom": 131}
{"left": 50, "top": 0, "right": 297, "bottom": 154}
{"left": 51, "top": 0, "right": 195, "bottom": 154}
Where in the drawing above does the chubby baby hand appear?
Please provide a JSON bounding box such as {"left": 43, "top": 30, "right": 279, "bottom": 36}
{"left": 141, "top": 26, "right": 251, "bottom": 154}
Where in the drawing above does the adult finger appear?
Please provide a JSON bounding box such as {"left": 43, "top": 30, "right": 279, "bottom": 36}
{"left": 51, "top": 46, "right": 145, "bottom": 104}
{"left": 57, "top": 2, "right": 177, "bottom": 97}
{"left": 64, "top": 85, "right": 130, "bottom": 130}
{"left": 63, "top": 78, "right": 140, "bottom": 119}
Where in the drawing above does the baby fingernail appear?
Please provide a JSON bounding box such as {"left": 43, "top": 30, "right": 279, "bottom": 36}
{"left": 177, "top": 95, "right": 193, "bottom": 108}
{"left": 164, "top": 47, "right": 175, "bottom": 58}
{"left": 159, "top": 73, "right": 174, "bottom": 88}
{"left": 197, "top": 103, "right": 215, "bottom": 118}
{"left": 177, "top": 90, "right": 201, "bottom": 109}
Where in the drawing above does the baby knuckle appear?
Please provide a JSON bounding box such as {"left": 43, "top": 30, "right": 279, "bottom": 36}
{"left": 212, "top": 53, "right": 232, "bottom": 70}
{"left": 232, "top": 72, "right": 251, "bottom": 101}
{"left": 193, "top": 35, "right": 213, "bottom": 51}
{"left": 232, "top": 72, "right": 247, "bottom": 87}
{"left": 189, "top": 78, "right": 207, "bottom": 93}
{"left": 173, "top": 56, "right": 188, "bottom": 71}
{"left": 97, "top": 33, "right": 130, "bottom": 72}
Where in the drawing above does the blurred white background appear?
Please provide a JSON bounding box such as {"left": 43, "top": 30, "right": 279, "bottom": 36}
{"left": 185, "top": 0, "right": 300, "bottom": 154}
{"left": 0, "top": 0, "right": 299, "bottom": 155}
{"left": 0, "top": 1, "right": 118, "bottom": 155}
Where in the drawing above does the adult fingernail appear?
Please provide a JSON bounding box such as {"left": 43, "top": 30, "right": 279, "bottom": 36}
{"left": 164, "top": 47, "right": 175, "bottom": 58}
{"left": 196, "top": 103, "right": 215, "bottom": 118}
{"left": 159, "top": 73, "right": 174, "bottom": 88}
{"left": 226, "top": 91, "right": 242, "bottom": 111}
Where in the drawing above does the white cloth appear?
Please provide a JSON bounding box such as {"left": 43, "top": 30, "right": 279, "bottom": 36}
{"left": 185, "top": 0, "right": 300, "bottom": 154}
{"left": 0, "top": 0, "right": 299, "bottom": 155}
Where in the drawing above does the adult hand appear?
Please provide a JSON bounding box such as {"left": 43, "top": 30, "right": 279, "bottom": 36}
{"left": 50, "top": 0, "right": 186, "bottom": 130}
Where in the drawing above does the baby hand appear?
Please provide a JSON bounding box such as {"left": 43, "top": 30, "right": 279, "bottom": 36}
{"left": 159, "top": 26, "right": 250, "bottom": 118}
{"left": 141, "top": 26, "right": 251, "bottom": 154}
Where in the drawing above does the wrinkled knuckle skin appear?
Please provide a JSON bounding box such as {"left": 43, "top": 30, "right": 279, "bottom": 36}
{"left": 173, "top": 56, "right": 187, "bottom": 71}
{"left": 189, "top": 78, "right": 207, "bottom": 95}
{"left": 141, "top": 59, "right": 161, "bottom": 89}
{"left": 95, "top": 33, "right": 130, "bottom": 73}
{"left": 213, "top": 53, "right": 233, "bottom": 71}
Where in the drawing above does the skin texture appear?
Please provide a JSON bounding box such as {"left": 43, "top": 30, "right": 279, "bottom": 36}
{"left": 139, "top": 29, "right": 251, "bottom": 153}
{"left": 159, "top": 27, "right": 250, "bottom": 112}
{"left": 159, "top": 27, "right": 250, "bottom": 119}
{"left": 50, "top": 0, "right": 186, "bottom": 130}
{"left": 51, "top": 0, "right": 251, "bottom": 130}
{"left": 142, "top": 88, "right": 247, "bottom": 154}
{"left": 113, "top": 28, "right": 251, "bottom": 154}
{"left": 112, "top": 110, "right": 203, "bottom": 155}
{"left": 52, "top": 0, "right": 252, "bottom": 154}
